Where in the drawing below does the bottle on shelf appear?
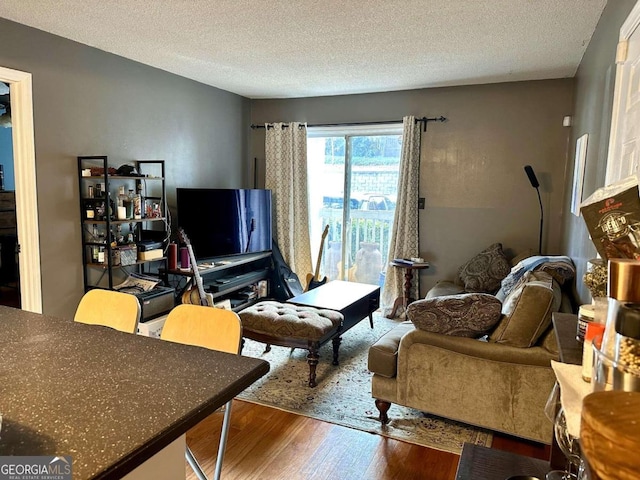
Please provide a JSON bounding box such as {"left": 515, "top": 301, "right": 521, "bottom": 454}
{"left": 136, "top": 179, "right": 145, "bottom": 219}
{"left": 115, "top": 224, "right": 125, "bottom": 245}
{"left": 117, "top": 186, "right": 128, "bottom": 220}
{"left": 84, "top": 199, "right": 96, "bottom": 220}
{"left": 108, "top": 192, "right": 116, "bottom": 221}
{"left": 125, "top": 189, "right": 135, "bottom": 219}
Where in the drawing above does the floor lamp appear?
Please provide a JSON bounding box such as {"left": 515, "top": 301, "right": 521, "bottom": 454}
{"left": 524, "top": 165, "right": 543, "bottom": 255}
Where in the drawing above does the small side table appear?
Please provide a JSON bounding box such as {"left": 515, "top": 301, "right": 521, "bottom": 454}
{"left": 388, "top": 260, "right": 430, "bottom": 317}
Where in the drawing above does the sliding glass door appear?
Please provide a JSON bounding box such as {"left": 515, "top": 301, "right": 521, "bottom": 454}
{"left": 307, "top": 125, "right": 402, "bottom": 289}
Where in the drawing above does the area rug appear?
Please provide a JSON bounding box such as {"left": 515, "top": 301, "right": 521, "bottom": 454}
{"left": 238, "top": 313, "right": 492, "bottom": 454}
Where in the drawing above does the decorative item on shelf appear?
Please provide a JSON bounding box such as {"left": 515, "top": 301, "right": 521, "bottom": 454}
{"left": 111, "top": 245, "right": 137, "bottom": 267}
{"left": 84, "top": 199, "right": 96, "bottom": 220}
{"left": 168, "top": 242, "right": 178, "bottom": 270}
{"left": 145, "top": 200, "right": 162, "bottom": 218}
{"left": 115, "top": 224, "right": 125, "bottom": 245}
{"left": 125, "top": 189, "right": 135, "bottom": 219}
{"left": 133, "top": 190, "right": 142, "bottom": 219}
{"left": 94, "top": 199, "right": 106, "bottom": 221}
{"left": 180, "top": 246, "right": 190, "bottom": 269}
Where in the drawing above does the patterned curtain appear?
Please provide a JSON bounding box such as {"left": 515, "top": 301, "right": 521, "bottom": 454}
{"left": 265, "top": 122, "right": 313, "bottom": 278}
{"left": 381, "top": 116, "right": 421, "bottom": 318}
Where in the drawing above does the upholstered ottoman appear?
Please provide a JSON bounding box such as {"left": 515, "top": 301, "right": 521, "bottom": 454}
{"left": 238, "top": 301, "right": 344, "bottom": 387}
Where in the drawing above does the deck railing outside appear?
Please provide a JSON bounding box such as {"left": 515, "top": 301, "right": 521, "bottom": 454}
{"left": 318, "top": 207, "right": 394, "bottom": 285}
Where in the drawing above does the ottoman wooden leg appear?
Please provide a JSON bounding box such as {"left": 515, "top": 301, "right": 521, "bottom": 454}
{"left": 375, "top": 399, "right": 391, "bottom": 424}
{"left": 332, "top": 336, "right": 342, "bottom": 365}
{"left": 307, "top": 345, "right": 319, "bottom": 388}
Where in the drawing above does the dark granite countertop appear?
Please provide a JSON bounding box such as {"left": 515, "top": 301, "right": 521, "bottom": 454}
{"left": 0, "top": 305, "right": 269, "bottom": 479}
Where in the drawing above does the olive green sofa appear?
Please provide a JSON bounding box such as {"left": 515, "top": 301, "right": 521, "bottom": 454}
{"left": 368, "top": 251, "right": 574, "bottom": 444}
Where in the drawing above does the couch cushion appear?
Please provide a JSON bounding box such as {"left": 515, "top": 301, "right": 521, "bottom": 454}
{"left": 456, "top": 243, "right": 510, "bottom": 293}
{"left": 406, "top": 293, "right": 502, "bottom": 337}
{"left": 489, "top": 274, "right": 556, "bottom": 347}
{"left": 368, "top": 321, "right": 415, "bottom": 378}
{"left": 501, "top": 271, "right": 560, "bottom": 316}
{"left": 425, "top": 280, "right": 466, "bottom": 299}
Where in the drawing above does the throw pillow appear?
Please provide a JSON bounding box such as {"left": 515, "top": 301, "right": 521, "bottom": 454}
{"left": 456, "top": 243, "right": 511, "bottom": 293}
{"left": 406, "top": 293, "right": 502, "bottom": 338}
{"left": 489, "top": 271, "right": 557, "bottom": 347}
{"left": 501, "top": 270, "right": 560, "bottom": 316}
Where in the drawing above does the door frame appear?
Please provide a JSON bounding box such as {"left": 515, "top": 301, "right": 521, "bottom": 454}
{"left": 0, "top": 66, "right": 42, "bottom": 313}
{"left": 605, "top": 1, "right": 640, "bottom": 184}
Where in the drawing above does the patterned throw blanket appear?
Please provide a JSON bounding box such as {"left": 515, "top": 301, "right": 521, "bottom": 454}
{"left": 500, "top": 255, "right": 575, "bottom": 296}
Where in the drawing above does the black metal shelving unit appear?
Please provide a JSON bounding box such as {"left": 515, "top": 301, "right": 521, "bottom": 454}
{"left": 77, "top": 156, "right": 168, "bottom": 291}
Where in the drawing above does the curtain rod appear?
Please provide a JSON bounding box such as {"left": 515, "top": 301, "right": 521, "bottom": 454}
{"left": 250, "top": 116, "right": 446, "bottom": 132}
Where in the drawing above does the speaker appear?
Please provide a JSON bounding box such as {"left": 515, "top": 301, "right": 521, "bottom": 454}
{"left": 524, "top": 165, "right": 539, "bottom": 188}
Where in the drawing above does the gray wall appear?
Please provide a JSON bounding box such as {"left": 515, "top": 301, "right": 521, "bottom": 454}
{"left": 251, "top": 80, "right": 574, "bottom": 295}
{"left": 0, "top": 19, "right": 251, "bottom": 318}
{"left": 561, "top": 0, "right": 637, "bottom": 305}
{"left": 3, "top": 0, "right": 632, "bottom": 315}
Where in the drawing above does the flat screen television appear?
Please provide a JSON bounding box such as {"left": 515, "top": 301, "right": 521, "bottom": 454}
{"left": 176, "top": 188, "right": 272, "bottom": 259}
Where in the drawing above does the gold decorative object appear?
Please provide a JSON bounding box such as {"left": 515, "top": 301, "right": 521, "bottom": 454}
{"left": 583, "top": 258, "right": 607, "bottom": 299}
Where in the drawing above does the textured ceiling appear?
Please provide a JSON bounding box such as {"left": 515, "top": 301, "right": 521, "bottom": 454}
{"left": 0, "top": 0, "right": 607, "bottom": 99}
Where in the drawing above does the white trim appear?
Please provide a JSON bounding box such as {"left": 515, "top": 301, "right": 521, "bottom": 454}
{"left": 606, "top": 1, "right": 640, "bottom": 186}
{"left": 0, "top": 66, "right": 42, "bottom": 313}
{"left": 621, "top": 1, "right": 640, "bottom": 40}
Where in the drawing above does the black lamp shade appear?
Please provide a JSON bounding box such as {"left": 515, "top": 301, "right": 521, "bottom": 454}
{"left": 524, "top": 165, "right": 539, "bottom": 188}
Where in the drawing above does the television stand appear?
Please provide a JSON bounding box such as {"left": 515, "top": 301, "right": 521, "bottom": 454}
{"left": 162, "top": 251, "right": 272, "bottom": 311}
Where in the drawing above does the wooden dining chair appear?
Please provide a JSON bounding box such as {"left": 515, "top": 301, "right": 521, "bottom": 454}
{"left": 160, "top": 304, "right": 243, "bottom": 480}
{"left": 74, "top": 289, "right": 141, "bottom": 334}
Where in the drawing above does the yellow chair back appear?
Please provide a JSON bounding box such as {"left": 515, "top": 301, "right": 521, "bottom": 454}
{"left": 74, "top": 289, "right": 141, "bottom": 334}
{"left": 161, "top": 304, "right": 242, "bottom": 354}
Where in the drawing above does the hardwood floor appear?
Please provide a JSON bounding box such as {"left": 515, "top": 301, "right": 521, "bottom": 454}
{"left": 185, "top": 400, "right": 550, "bottom": 480}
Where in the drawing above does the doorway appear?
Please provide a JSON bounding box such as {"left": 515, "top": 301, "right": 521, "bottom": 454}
{"left": 0, "top": 66, "right": 42, "bottom": 313}
{"left": 307, "top": 124, "right": 403, "bottom": 289}
{"left": 606, "top": 2, "right": 640, "bottom": 183}
{"left": 0, "top": 84, "right": 19, "bottom": 306}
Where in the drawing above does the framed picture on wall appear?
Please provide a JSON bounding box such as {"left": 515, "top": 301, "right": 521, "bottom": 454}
{"left": 571, "top": 133, "right": 588, "bottom": 216}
